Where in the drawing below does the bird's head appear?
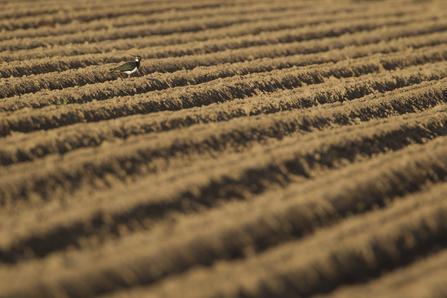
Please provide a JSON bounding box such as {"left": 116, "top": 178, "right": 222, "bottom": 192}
{"left": 129, "top": 54, "right": 141, "bottom": 62}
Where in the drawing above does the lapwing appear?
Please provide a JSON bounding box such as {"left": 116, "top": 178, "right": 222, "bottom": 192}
{"left": 111, "top": 55, "right": 141, "bottom": 79}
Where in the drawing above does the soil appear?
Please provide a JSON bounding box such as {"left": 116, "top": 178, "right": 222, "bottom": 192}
{"left": 1, "top": 0, "right": 447, "bottom": 297}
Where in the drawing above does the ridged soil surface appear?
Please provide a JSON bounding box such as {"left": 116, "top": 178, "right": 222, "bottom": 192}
{"left": 1, "top": 0, "right": 447, "bottom": 297}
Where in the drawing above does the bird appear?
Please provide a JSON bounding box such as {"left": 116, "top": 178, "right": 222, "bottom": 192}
{"left": 111, "top": 55, "right": 141, "bottom": 79}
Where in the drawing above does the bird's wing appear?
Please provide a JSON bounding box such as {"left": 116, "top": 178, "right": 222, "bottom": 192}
{"left": 112, "top": 61, "right": 136, "bottom": 71}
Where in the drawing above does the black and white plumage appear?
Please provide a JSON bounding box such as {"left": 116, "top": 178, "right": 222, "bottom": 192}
{"left": 111, "top": 55, "right": 141, "bottom": 79}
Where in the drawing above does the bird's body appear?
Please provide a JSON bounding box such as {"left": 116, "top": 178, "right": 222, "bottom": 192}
{"left": 111, "top": 56, "right": 141, "bottom": 79}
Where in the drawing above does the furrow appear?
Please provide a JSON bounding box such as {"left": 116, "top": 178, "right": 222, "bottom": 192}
{"left": 317, "top": 249, "right": 447, "bottom": 298}
{"left": 0, "top": 8, "right": 320, "bottom": 52}
{"left": 0, "top": 6, "right": 62, "bottom": 20}
{"left": 0, "top": 8, "right": 428, "bottom": 64}
{"left": 1, "top": 77, "right": 447, "bottom": 206}
{"left": 0, "top": 4, "right": 435, "bottom": 58}
{"left": 1, "top": 61, "right": 446, "bottom": 166}
{"left": 3, "top": 132, "right": 447, "bottom": 298}
{"left": 3, "top": 19, "right": 447, "bottom": 106}
{"left": 0, "top": 2, "right": 314, "bottom": 42}
{"left": 0, "top": 0, "right": 251, "bottom": 31}
{"left": 98, "top": 180, "right": 447, "bottom": 298}
{"left": 0, "top": 0, "right": 181, "bottom": 20}
{"left": 1, "top": 105, "right": 447, "bottom": 264}
{"left": 0, "top": 8, "right": 440, "bottom": 75}
{"left": 2, "top": 46, "right": 447, "bottom": 136}
{"left": 3, "top": 1, "right": 447, "bottom": 297}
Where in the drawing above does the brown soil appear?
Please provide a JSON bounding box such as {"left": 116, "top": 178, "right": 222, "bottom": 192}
{"left": 2, "top": 0, "right": 447, "bottom": 297}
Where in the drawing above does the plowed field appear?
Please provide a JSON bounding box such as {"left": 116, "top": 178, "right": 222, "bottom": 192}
{"left": 2, "top": 0, "right": 447, "bottom": 297}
